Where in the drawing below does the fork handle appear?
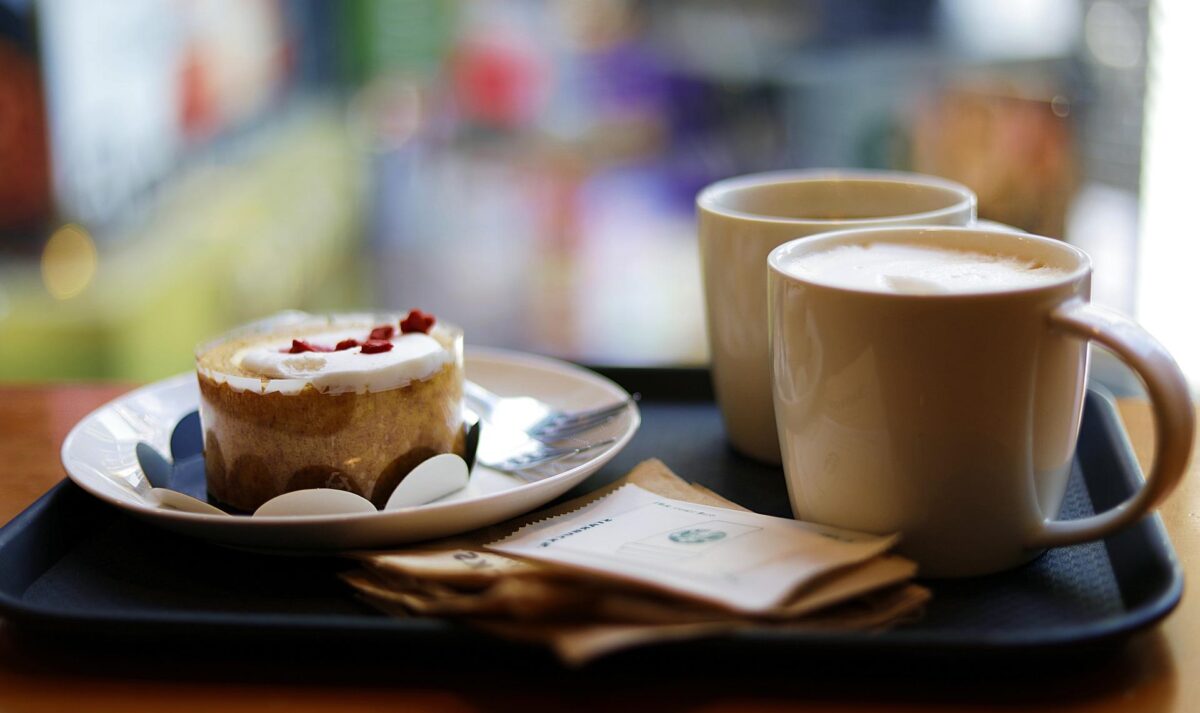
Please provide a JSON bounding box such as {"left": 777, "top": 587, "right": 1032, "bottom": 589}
{"left": 463, "top": 381, "right": 501, "bottom": 417}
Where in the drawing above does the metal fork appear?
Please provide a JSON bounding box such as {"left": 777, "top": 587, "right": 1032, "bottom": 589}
{"left": 464, "top": 381, "right": 636, "bottom": 442}
{"left": 469, "top": 408, "right": 617, "bottom": 476}
{"left": 477, "top": 438, "right": 617, "bottom": 476}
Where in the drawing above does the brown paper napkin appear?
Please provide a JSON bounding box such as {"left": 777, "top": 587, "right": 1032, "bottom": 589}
{"left": 343, "top": 459, "right": 928, "bottom": 665}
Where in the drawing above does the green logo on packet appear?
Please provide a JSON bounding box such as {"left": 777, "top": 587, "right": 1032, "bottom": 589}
{"left": 669, "top": 528, "right": 727, "bottom": 544}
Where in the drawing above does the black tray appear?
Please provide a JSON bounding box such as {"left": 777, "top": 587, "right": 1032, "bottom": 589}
{"left": 0, "top": 368, "right": 1183, "bottom": 669}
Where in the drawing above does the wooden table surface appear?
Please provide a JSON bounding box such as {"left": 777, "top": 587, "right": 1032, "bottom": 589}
{"left": 0, "top": 384, "right": 1195, "bottom": 712}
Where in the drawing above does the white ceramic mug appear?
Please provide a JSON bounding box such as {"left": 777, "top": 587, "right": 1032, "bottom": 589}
{"left": 767, "top": 226, "right": 1195, "bottom": 577}
{"left": 697, "top": 170, "right": 977, "bottom": 463}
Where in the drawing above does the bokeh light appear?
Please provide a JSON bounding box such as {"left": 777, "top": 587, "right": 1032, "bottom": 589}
{"left": 39, "top": 223, "right": 97, "bottom": 300}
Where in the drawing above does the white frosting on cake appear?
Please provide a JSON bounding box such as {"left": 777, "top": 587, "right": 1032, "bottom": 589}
{"left": 234, "top": 328, "right": 450, "bottom": 393}
{"left": 198, "top": 316, "right": 457, "bottom": 395}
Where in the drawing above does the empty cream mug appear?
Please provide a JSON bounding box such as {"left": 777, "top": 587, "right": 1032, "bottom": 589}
{"left": 697, "top": 170, "right": 976, "bottom": 463}
{"left": 768, "top": 226, "right": 1194, "bottom": 577}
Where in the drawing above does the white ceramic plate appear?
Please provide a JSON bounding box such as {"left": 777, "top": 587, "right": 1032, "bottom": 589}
{"left": 60, "top": 347, "right": 640, "bottom": 551}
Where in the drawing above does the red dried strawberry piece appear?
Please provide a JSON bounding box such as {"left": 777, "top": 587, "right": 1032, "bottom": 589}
{"left": 283, "top": 339, "right": 332, "bottom": 354}
{"left": 335, "top": 338, "right": 360, "bottom": 351}
{"left": 400, "top": 309, "right": 436, "bottom": 334}
{"left": 360, "top": 339, "right": 394, "bottom": 354}
{"left": 368, "top": 325, "right": 395, "bottom": 341}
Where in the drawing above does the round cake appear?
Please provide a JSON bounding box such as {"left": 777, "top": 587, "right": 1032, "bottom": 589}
{"left": 195, "top": 311, "right": 464, "bottom": 511}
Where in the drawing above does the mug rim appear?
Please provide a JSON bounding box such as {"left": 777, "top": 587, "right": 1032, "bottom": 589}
{"left": 767, "top": 225, "right": 1092, "bottom": 299}
{"left": 696, "top": 169, "right": 977, "bottom": 227}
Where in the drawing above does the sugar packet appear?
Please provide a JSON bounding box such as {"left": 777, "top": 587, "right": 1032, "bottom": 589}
{"left": 344, "top": 460, "right": 927, "bottom": 664}
{"left": 486, "top": 483, "right": 898, "bottom": 614}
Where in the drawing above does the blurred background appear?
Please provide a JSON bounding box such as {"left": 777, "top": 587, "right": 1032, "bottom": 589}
{"left": 0, "top": 0, "right": 1195, "bottom": 390}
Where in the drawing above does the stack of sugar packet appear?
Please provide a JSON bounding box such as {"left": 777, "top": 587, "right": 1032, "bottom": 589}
{"left": 343, "top": 459, "right": 928, "bottom": 665}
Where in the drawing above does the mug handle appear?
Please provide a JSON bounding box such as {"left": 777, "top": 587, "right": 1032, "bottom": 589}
{"left": 1026, "top": 298, "right": 1195, "bottom": 549}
